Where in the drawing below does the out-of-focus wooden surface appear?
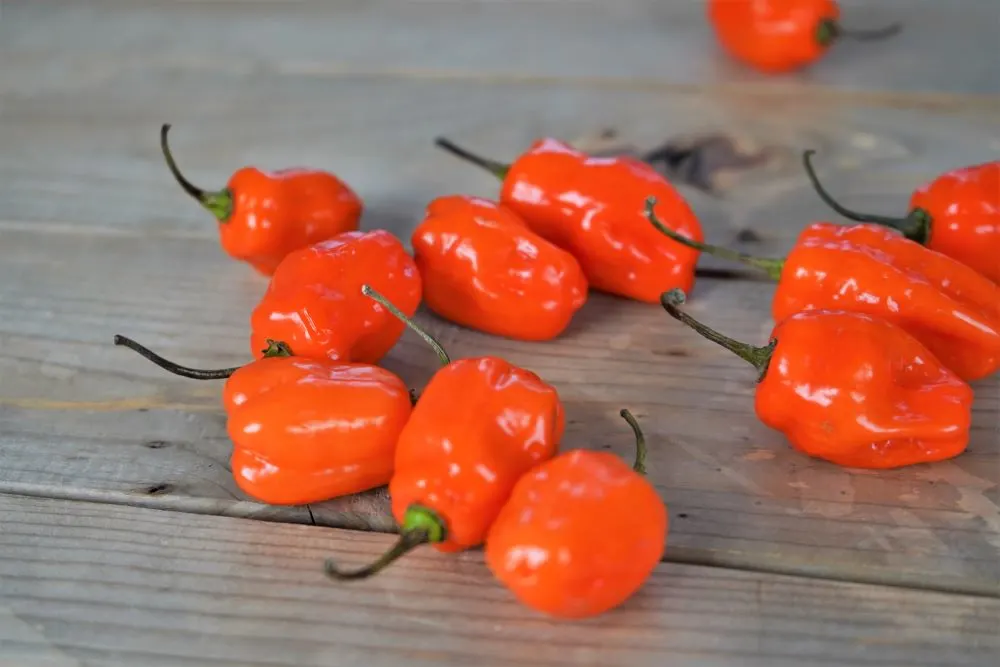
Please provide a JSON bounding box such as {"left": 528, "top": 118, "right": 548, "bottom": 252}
{"left": 1, "top": 1, "right": 998, "bottom": 665}
{"left": 2, "top": 495, "right": 999, "bottom": 667}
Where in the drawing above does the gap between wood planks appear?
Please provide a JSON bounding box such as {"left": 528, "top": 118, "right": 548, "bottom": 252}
{"left": 2, "top": 482, "right": 997, "bottom": 601}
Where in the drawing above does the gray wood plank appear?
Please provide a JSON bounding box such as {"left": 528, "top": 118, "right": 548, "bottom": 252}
{"left": 1, "top": 0, "right": 999, "bottom": 600}
{"left": 1, "top": 494, "right": 997, "bottom": 667}
{"left": 0, "top": 65, "right": 997, "bottom": 244}
{"left": 1, "top": 227, "right": 997, "bottom": 595}
{"left": 2, "top": 0, "right": 999, "bottom": 97}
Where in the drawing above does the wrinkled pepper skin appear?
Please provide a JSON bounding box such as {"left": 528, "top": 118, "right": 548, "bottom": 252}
{"left": 222, "top": 356, "right": 412, "bottom": 505}
{"left": 411, "top": 195, "right": 589, "bottom": 341}
{"left": 899, "top": 161, "right": 1000, "bottom": 284}
{"left": 249, "top": 230, "right": 422, "bottom": 363}
{"left": 756, "top": 310, "right": 973, "bottom": 469}
{"left": 499, "top": 139, "right": 704, "bottom": 303}
{"left": 774, "top": 223, "right": 1000, "bottom": 381}
{"left": 217, "top": 169, "right": 362, "bottom": 276}
{"left": 161, "top": 124, "right": 362, "bottom": 276}
{"left": 486, "top": 449, "right": 667, "bottom": 619}
{"left": 390, "top": 357, "right": 565, "bottom": 553}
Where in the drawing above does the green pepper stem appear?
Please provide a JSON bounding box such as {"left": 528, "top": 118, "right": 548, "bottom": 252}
{"left": 618, "top": 409, "right": 647, "bottom": 475}
{"left": 645, "top": 197, "right": 784, "bottom": 281}
{"left": 113, "top": 334, "right": 290, "bottom": 380}
{"left": 816, "top": 19, "right": 902, "bottom": 46}
{"left": 801, "top": 150, "right": 930, "bottom": 243}
{"left": 160, "top": 123, "right": 233, "bottom": 222}
{"left": 361, "top": 284, "right": 451, "bottom": 367}
{"left": 324, "top": 505, "right": 446, "bottom": 581}
{"left": 659, "top": 289, "right": 775, "bottom": 382}
{"left": 434, "top": 137, "right": 510, "bottom": 181}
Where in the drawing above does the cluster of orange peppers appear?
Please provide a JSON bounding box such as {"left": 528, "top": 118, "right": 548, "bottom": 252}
{"left": 113, "top": 108, "right": 997, "bottom": 620}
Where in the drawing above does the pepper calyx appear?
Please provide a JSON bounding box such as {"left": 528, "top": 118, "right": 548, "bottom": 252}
{"left": 261, "top": 339, "right": 293, "bottom": 358}
{"left": 816, "top": 18, "right": 839, "bottom": 46}
{"left": 323, "top": 504, "right": 446, "bottom": 582}
{"left": 905, "top": 208, "right": 933, "bottom": 245}
{"left": 160, "top": 123, "right": 234, "bottom": 223}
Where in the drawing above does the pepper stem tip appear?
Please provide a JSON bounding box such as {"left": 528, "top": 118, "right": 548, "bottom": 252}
{"left": 361, "top": 284, "right": 451, "bottom": 367}
{"left": 801, "top": 149, "right": 927, "bottom": 242}
{"left": 819, "top": 19, "right": 902, "bottom": 44}
{"left": 433, "top": 136, "right": 511, "bottom": 181}
{"left": 160, "top": 123, "right": 233, "bottom": 222}
{"left": 645, "top": 198, "right": 784, "bottom": 281}
{"left": 659, "top": 290, "right": 775, "bottom": 382}
{"left": 113, "top": 333, "right": 242, "bottom": 380}
{"left": 323, "top": 505, "right": 445, "bottom": 582}
{"left": 619, "top": 409, "right": 647, "bottom": 475}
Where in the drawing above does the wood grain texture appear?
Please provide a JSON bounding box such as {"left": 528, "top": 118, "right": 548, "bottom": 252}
{"left": 0, "top": 0, "right": 999, "bottom": 612}
{"left": 1, "top": 495, "right": 998, "bottom": 667}
{"left": 1, "top": 226, "right": 997, "bottom": 595}
{"left": 2, "top": 0, "right": 999, "bottom": 98}
{"left": 0, "top": 66, "right": 997, "bottom": 244}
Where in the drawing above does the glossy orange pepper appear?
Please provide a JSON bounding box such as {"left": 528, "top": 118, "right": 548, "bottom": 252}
{"left": 324, "top": 288, "right": 565, "bottom": 580}
{"left": 225, "top": 355, "right": 412, "bottom": 505}
{"left": 804, "top": 151, "right": 1000, "bottom": 285}
{"left": 434, "top": 137, "right": 704, "bottom": 304}
{"left": 486, "top": 410, "right": 667, "bottom": 619}
{"left": 648, "top": 200, "right": 1000, "bottom": 381}
{"left": 111, "top": 337, "right": 412, "bottom": 505}
{"left": 707, "top": 0, "right": 900, "bottom": 74}
{"left": 412, "top": 195, "right": 589, "bottom": 341}
{"left": 661, "top": 290, "right": 973, "bottom": 469}
{"left": 161, "top": 124, "right": 362, "bottom": 276}
{"left": 250, "top": 229, "right": 422, "bottom": 364}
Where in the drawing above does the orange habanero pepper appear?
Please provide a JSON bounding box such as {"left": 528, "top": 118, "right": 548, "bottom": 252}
{"left": 412, "top": 194, "right": 589, "bottom": 341}
{"left": 324, "top": 287, "right": 565, "bottom": 581}
{"left": 250, "top": 229, "right": 422, "bottom": 364}
{"left": 804, "top": 151, "right": 1000, "bottom": 285}
{"left": 647, "top": 199, "right": 1000, "bottom": 382}
{"left": 486, "top": 409, "right": 667, "bottom": 619}
{"left": 161, "top": 124, "right": 362, "bottom": 276}
{"left": 111, "top": 337, "right": 412, "bottom": 505}
{"left": 661, "top": 289, "right": 973, "bottom": 469}
{"left": 707, "top": 0, "right": 900, "bottom": 74}
{"left": 434, "top": 137, "right": 703, "bottom": 304}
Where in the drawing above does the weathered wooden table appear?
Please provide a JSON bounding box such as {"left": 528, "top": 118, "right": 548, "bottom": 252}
{"left": 1, "top": 1, "right": 998, "bottom": 665}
